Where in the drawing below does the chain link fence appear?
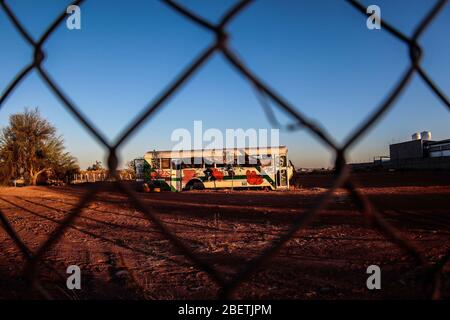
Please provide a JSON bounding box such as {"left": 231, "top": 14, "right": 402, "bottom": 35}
{"left": 0, "top": 0, "right": 449, "bottom": 299}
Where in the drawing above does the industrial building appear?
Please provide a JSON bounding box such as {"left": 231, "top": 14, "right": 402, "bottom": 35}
{"left": 390, "top": 131, "right": 450, "bottom": 160}
{"left": 351, "top": 131, "right": 450, "bottom": 171}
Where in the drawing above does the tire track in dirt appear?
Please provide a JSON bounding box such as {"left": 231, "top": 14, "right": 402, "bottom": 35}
{"left": 0, "top": 196, "right": 198, "bottom": 267}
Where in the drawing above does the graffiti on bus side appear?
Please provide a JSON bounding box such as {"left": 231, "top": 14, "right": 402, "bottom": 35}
{"left": 246, "top": 170, "right": 263, "bottom": 185}
{"left": 150, "top": 170, "right": 171, "bottom": 179}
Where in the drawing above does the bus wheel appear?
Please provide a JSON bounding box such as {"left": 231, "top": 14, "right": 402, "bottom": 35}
{"left": 192, "top": 180, "right": 205, "bottom": 190}
{"left": 186, "top": 180, "right": 205, "bottom": 191}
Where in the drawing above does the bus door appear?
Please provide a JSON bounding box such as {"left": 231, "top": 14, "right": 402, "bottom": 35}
{"left": 275, "top": 155, "right": 288, "bottom": 188}
{"left": 225, "top": 151, "right": 235, "bottom": 188}
{"left": 171, "top": 160, "right": 182, "bottom": 192}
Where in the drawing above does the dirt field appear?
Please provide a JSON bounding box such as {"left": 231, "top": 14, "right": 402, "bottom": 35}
{"left": 0, "top": 172, "right": 449, "bottom": 300}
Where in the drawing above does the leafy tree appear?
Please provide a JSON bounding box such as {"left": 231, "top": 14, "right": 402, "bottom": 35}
{"left": 87, "top": 160, "right": 103, "bottom": 171}
{"left": 0, "top": 108, "right": 79, "bottom": 185}
{"left": 124, "top": 160, "right": 137, "bottom": 179}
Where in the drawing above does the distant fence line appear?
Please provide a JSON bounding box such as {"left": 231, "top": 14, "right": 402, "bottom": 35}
{"left": 350, "top": 156, "right": 450, "bottom": 171}
{"left": 70, "top": 171, "right": 134, "bottom": 184}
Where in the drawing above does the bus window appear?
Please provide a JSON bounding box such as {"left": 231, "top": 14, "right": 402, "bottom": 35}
{"left": 181, "top": 157, "right": 203, "bottom": 168}
{"left": 279, "top": 156, "right": 287, "bottom": 167}
{"left": 192, "top": 157, "right": 203, "bottom": 168}
{"left": 204, "top": 161, "right": 214, "bottom": 168}
{"left": 241, "top": 154, "right": 260, "bottom": 167}
{"left": 161, "top": 158, "right": 171, "bottom": 169}
{"left": 215, "top": 155, "right": 228, "bottom": 167}
{"left": 224, "top": 153, "right": 234, "bottom": 165}
{"left": 235, "top": 152, "right": 246, "bottom": 166}
{"left": 181, "top": 158, "right": 192, "bottom": 168}
{"left": 204, "top": 157, "right": 215, "bottom": 166}
{"left": 260, "top": 155, "right": 272, "bottom": 166}
{"left": 171, "top": 160, "right": 181, "bottom": 170}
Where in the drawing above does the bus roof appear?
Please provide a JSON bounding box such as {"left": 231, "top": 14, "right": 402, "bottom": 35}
{"left": 144, "top": 146, "right": 288, "bottom": 159}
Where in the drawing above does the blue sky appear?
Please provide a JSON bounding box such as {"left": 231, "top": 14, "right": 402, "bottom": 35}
{"left": 0, "top": 0, "right": 449, "bottom": 169}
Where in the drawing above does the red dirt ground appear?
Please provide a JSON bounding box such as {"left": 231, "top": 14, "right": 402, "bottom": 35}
{"left": 0, "top": 171, "right": 449, "bottom": 299}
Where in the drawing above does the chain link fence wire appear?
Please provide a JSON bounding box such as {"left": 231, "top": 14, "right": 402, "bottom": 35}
{"left": 0, "top": 0, "right": 449, "bottom": 299}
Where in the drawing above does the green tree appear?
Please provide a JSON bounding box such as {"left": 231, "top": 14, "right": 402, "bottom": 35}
{"left": 87, "top": 160, "right": 103, "bottom": 171}
{"left": 0, "top": 108, "right": 79, "bottom": 185}
{"left": 122, "top": 160, "right": 136, "bottom": 179}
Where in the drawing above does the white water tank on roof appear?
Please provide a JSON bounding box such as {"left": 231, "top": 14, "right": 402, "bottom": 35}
{"left": 421, "top": 131, "right": 432, "bottom": 141}
{"left": 411, "top": 132, "right": 421, "bottom": 140}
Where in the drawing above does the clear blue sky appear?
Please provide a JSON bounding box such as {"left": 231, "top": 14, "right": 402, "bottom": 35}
{"left": 1, "top": 0, "right": 449, "bottom": 169}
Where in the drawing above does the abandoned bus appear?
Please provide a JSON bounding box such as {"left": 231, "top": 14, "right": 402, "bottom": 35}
{"left": 134, "top": 146, "right": 294, "bottom": 192}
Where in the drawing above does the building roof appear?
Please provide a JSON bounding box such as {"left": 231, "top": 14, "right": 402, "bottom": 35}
{"left": 424, "top": 139, "right": 450, "bottom": 146}
{"left": 389, "top": 139, "right": 423, "bottom": 147}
